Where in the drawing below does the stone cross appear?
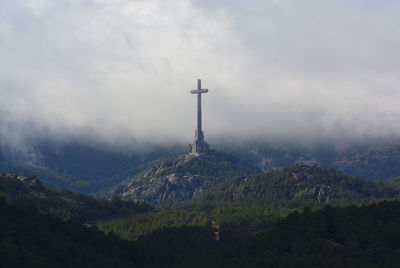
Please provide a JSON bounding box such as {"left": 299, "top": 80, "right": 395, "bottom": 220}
{"left": 189, "top": 79, "right": 210, "bottom": 154}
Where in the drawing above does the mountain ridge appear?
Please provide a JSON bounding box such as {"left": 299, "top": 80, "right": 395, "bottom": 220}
{"left": 112, "top": 150, "right": 254, "bottom": 205}
{"left": 112, "top": 149, "right": 400, "bottom": 206}
{"left": 190, "top": 163, "right": 400, "bottom": 206}
{"left": 0, "top": 172, "right": 152, "bottom": 223}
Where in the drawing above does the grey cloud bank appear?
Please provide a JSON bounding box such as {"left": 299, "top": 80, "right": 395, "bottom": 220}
{"left": 1, "top": 0, "right": 400, "bottom": 149}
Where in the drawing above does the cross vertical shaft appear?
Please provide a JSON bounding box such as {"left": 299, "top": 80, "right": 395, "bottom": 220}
{"left": 189, "top": 79, "right": 210, "bottom": 154}
{"left": 197, "top": 79, "right": 203, "bottom": 141}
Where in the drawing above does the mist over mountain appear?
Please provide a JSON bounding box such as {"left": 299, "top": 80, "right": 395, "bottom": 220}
{"left": 0, "top": 137, "right": 183, "bottom": 193}
{"left": 4, "top": 2, "right": 400, "bottom": 267}
{"left": 1, "top": 0, "right": 400, "bottom": 149}
{"left": 2, "top": 0, "right": 400, "bottom": 192}
{"left": 2, "top": 135, "right": 400, "bottom": 195}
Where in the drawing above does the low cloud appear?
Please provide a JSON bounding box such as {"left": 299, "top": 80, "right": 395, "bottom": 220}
{"left": 1, "top": 0, "right": 400, "bottom": 149}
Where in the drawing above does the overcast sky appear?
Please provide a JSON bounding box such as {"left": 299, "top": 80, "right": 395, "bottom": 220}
{"left": 1, "top": 0, "right": 400, "bottom": 148}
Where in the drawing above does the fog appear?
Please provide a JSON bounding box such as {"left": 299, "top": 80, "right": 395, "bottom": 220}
{"left": 1, "top": 0, "right": 400, "bottom": 150}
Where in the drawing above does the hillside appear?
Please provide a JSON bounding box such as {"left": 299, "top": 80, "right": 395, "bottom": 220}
{"left": 223, "top": 141, "right": 400, "bottom": 180}
{"left": 112, "top": 150, "right": 254, "bottom": 205}
{"left": 0, "top": 197, "right": 140, "bottom": 268}
{"left": 164, "top": 201, "right": 400, "bottom": 267}
{"left": 386, "top": 176, "right": 400, "bottom": 188}
{"left": 0, "top": 141, "right": 179, "bottom": 193}
{"left": 3, "top": 168, "right": 400, "bottom": 267}
{"left": 0, "top": 173, "right": 151, "bottom": 223}
{"left": 113, "top": 154, "right": 400, "bottom": 207}
{"left": 191, "top": 163, "right": 400, "bottom": 206}
{"left": 3, "top": 141, "right": 400, "bottom": 196}
{"left": 96, "top": 201, "right": 400, "bottom": 267}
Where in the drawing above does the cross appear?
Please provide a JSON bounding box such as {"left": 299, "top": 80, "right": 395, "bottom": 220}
{"left": 191, "top": 79, "right": 208, "bottom": 141}
{"left": 189, "top": 79, "right": 209, "bottom": 154}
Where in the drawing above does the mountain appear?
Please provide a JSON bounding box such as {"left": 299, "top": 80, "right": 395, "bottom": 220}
{"left": 4, "top": 186, "right": 400, "bottom": 267}
{"left": 98, "top": 162, "right": 400, "bottom": 257}
{"left": 221, "top": 141, "right": 400, "bottom": 180}
{"left": 0, "top": 140, "right": 180, "bottom": 193}
{"left": 3, "top": 164, "right": 400, "bottom": 267}
{"left": 191, "top": 163, "right": 400, "bottom": 206}
{"left": 112, "top": 150, "right": 255, "bottom": 205}
{"left": 113, "top": 149, "right": 400, "bottom": 206}
{"left": 3, "top": 139, "right": 400, "bottom": 196}
{"left": 0, "top": 173, "right": 152, "bottom": 223}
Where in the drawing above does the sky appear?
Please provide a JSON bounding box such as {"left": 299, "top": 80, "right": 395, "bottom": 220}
{"left": 1, "top": 0, "right": 400, "bottom": 149}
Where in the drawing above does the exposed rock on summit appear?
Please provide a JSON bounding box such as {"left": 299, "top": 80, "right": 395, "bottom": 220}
{"left": 112, "top": 151, "right": 251, "bottom": 205}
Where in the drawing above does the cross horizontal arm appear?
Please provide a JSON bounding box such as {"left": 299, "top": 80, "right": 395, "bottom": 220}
{"left": 191, "top": 89, "right": 209, "bottom": 94}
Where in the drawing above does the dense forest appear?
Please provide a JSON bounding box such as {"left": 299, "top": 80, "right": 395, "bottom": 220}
{"left": 3, "top": 162, "right": 400, "bottom": 267}
{"left": 0, "top": 197, "right": 138, "bottom": 268}
{"left": 4, "top": 196, "right": 400, "bottom": 267}
{"left": 152, "top": 201, "right": 400, "bottom": 267}
{"left": 0, "top": 173, "right": 151, "bottom": 223}
{"left": 189, "top": 163, "right": 400, "bottom": 206}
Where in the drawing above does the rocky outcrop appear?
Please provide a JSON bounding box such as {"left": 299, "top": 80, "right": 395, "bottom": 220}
{"left": 116, "top": 173, "right": 207, "bottom": 204}
{"left": 112, "top": 151, "right": 249, "bottom": 205}
{"left": 1, "top": 173, "right": 47, "bottom": 199}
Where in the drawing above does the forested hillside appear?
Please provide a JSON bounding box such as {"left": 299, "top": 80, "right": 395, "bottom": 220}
{"left": 100, "top": 201, "right": 400, "bottom": 267}
{"left": 0, "top": 173, "right": 151, "bottom": 223}
{"left": 114, "top": 157, "right": 400, "bottom": 207}
{"left": 0, "top": 142, "right": 179, "bottom": 193}
{"left": 0, "top": 198, "right": 139, "bottom": 268}
{"left": 190, "top": 163, "right": 400, "bottom": 206}
{"left": 166, "top": 201, "right": 400, "bottom": 267}
{"left": 3, "top": 169, "right": 400, "bottom": 267}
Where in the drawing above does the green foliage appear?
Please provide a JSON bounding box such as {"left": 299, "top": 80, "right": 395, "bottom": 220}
{"left": 4, "top": 160, "right": 400, "bottom": 267}
{"left": 209, "top": 206, "right": 293, "bottom": 234}
{"left": 133, "top": 226, "right": 217, "bottom": 268}
{"left": 235, "top": 200, "right": 400, "bottom": 267}
{"left": 0, "top": 197, "right": 138, "bottom": 268}
{"left": 0, "top": 173, "right": 152, "bottom": 223}
{"left": 385, "top": 176, "right": 400, "bottom": 189}
{"left": 133, "top": 200, "right": 400, "bottom": 267}
{"left": 189, "top": 163, "right": 400, "bottom": 207}
{"left": 3, "top": 178, "right": 400, "bottom": 267}
{"left": 97, "top": 209, "right": 211, "bottom": 241}
{"left": 0, "top": 161, "right": 79, "bottom": 189}
{"left": 97, "top": 205, "right": 293, "bottom": 242}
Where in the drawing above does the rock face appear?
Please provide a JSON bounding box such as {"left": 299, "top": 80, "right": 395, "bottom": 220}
{"left": 1, "top": 173, "right": 47, "bottom": 199}
{"left": 112, "top": 151, "right": 251, "bottom": 205}
{"left": 113, "top": 149, "right": 400, "bottom": 206}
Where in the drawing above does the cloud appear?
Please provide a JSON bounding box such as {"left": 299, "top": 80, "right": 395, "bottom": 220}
{"left": 1, "top": 0, "right": 400, "bottom": 149}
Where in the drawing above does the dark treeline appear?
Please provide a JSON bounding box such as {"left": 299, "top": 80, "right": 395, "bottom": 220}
{"left": 0, "top": 197, "right": 138, "bottom": 268}
{"left": 3, "top": 166, "right": 400, "bottom": 267}
{"left": 0, "top": 173, "right": 152, "bottom": 223}
{"left": 3, "top": 195, "right": 400, "bottom": 267}
{"left": 130, "top": 201, "right": 400, "bottom": 267}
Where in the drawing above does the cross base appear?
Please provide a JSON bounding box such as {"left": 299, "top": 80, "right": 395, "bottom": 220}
{"left": 188, "top": 139, "right": 210, "bottom": 155}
